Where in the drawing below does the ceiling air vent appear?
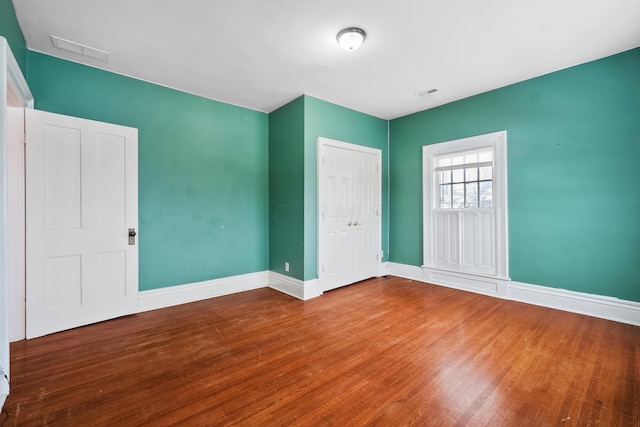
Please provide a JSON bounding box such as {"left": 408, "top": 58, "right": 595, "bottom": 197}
{"left": 51, "top": 36, "right": 110, "bottom": 62}
{"left": 415, "top": 89, "right": 438, "bottom": 96}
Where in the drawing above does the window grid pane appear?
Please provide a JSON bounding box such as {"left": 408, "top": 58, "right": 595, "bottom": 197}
{"left": 437, "top": 166, "right": 493, "bottom": 209}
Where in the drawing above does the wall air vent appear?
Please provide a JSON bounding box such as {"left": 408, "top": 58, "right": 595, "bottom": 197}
{"left": 51, "top": 36, "right": 110, "bottom": 62}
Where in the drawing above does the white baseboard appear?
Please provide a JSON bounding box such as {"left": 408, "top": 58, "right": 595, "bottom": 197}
{"left": 388, "top": 262, "right": 422, "bottom": 281}
{"left": 422, "top": 266, "right": 511, "bottom": 299}
{"left": 388, "top": 262, "right": 640, "bottom": 326}
{"left": 378, "top": 261, "right": 390, "bottom": 277}
{"left": 509, "top": 281, "right": 640, "bottom": 326}
{"left": 138, "top": 271, "right": 269, "bottom": 313}
{"left": 0, "top": 373, "right": 8, "bottom": 412}
{"left": 268, "top": 271, "right": 322, "bottom": 301}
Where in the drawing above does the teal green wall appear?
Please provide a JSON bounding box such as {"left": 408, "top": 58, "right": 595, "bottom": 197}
{"left": 269, "top": 96, "right": 305, "bottom": 279}
{"left": 268, "top": 95, "right": 389, "bottom": 282}
{"left": 304, "top": 96, "right": 389, "bottom": 281}
{"left": 27, "top": 52, "right": 269, "bottom": 291}
{"left": 0, "top": 0, "right": 27, "bottom": 73}
{"left": 390, "top": 48, "right": 640, "bottom": 302}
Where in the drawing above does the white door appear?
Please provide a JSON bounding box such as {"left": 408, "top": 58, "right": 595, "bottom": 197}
{"left": 25, "top": 109, "right": 138, "bottom": 339}
{"left": 320, "top": 145, "right": 353, "bottom": 290}
{"left": 318, "top": 138, "right": 381, "bottom": 292}
{"left": 351, "top": 150, "right": 379, "bottom": 283}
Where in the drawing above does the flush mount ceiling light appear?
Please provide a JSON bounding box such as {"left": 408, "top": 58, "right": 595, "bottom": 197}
{"left": 337, "top": 27, "right": 366, "bottom": 51}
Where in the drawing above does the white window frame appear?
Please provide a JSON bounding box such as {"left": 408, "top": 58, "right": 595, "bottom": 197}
{"left": 423, "top": 131, "right": 509, "bottom": 280}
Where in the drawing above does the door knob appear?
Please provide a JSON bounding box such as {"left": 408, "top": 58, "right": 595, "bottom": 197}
{"left": 128, "top": 228, "right": 137, "bottom": 245}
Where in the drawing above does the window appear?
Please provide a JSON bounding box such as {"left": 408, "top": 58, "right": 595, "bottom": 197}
{"left": 423, "top": 131, "right": 509, "bottom": 280}
{"left": 436, "top": 148, "right": 493, "bottom": 209}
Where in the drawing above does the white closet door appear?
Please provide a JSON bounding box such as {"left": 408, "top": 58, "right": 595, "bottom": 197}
{"left": 320, "top": 145, "right": 354, "bottom": 290}
{"left": 318, "top": 138, "right": 381, "bottom": 292}
{"left": 26, "top": 109, "right": 138, "bottom": 339}
{"left": 351, "top": 150, "right": 378, "bottom": 283}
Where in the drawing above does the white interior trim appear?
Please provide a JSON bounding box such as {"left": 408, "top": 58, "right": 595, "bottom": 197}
{"left": 387, "top": 262, "right": 422, "bottom": 281}
{"left": 138, "top": 271, "right": 269, "bottom": 313}
{"left": 422, "top": 266, "right": 511, "bottom": 299}
{"left": 268, "top": 271, "right": 322, "bottom": 301}
{"left": 138, "top": 270, "right": 325, "bottom": 313}
{"left": 5, "top": 46, "right": 33, "bottom": 109}
{"left": 1, "top": 37, "right": 33, "bottom": 410}
{"left": 389, "top": 262, "right": 640, "bottom": 326}
{"left": 509, "top": 281, "right": 640, "bottom": 326}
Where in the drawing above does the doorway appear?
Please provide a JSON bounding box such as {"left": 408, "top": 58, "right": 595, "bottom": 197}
{"left": 318, "top": 137, "right": 382, "bottom": 292}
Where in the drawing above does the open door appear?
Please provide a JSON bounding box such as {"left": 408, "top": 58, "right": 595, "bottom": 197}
{"left": 25, "top": 109, "right": 138, "bottom": 339}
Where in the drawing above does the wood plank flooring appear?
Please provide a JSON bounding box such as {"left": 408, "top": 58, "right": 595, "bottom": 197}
{"left": 2, "top": 276, "right": 639, "bottom": 426}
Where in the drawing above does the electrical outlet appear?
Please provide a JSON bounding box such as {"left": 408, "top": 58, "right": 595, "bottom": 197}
{"left": 284, "top": 262, "right": 290, "bottom": 272}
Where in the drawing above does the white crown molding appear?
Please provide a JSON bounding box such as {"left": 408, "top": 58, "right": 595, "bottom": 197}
{"left": 138, "top": 271, "right": 268, "bottom": 313}
{"left": 268, "top": 271, "right": 322, "bottom": 301}
{"left": 388, "top": 262, "right": 640, "bottom": 326}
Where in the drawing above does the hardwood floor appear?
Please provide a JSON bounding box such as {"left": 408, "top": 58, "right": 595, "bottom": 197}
{"left": 2, "top": 276, "right": 639, "bottom": 426}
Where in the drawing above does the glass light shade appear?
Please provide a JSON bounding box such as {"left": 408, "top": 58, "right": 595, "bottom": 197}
{"left": 337, "top": 28, "right": 366, "bottom": 51}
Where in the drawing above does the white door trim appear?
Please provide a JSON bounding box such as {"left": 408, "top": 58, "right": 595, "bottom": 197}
{"left": 317, "top": 137, "right": 382, "bottom": 292}
{"left": 0, "top": 36, "right": 33, "bottom": 411}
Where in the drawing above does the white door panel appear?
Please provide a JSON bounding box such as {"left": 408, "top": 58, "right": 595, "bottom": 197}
{"left": 26, "top": 109, "right": 138, "bottom": 339}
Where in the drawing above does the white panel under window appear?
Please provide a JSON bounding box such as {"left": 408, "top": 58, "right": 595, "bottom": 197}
{"left": 478, "top": 211, "right": 494, "bottom": 272}
{"left": 434, "top": 211, "right": 459, "bottom": 270}
{"left": 461, "top": 210, "right": 495, "bottom": 275}
{"left": 461, "top": 211, "right": 476, "bottom": 268}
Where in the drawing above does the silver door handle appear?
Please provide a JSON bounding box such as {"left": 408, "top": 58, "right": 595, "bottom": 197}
{"left": 128, "top": 228, "right": 137, "bottom": 245}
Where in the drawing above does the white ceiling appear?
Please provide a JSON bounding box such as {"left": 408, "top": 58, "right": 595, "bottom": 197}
{"left": 13, "top": 0, "right": 640, "bottom": 119}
